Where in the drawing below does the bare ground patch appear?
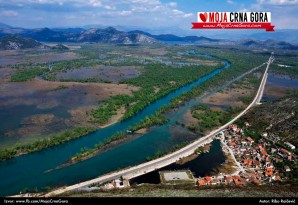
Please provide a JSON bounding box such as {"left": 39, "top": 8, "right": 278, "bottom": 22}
{"left": 56, "top": 65, "right": 142, "bottom": 82}
{"left": 0, "top": 50, "right": 81, "bottom": 66}
{"left": 0, "top": 78, "right": 139, "bottom": 147}
{"left": 264, "top": 85, "right": 290, "bottom": 98}
{"left": 202, "top": 87, "right": 253, "bottom": 107}
{"left": 183, "top": 110, "right": 198, "bottom": 125}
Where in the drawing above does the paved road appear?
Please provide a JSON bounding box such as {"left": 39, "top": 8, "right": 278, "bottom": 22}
{"left": 43, "top": 55, "right": 273, "bottom": 197}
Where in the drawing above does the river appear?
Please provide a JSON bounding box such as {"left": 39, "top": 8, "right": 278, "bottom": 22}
{"left": 0, "top": 53, "right": 231, "bottom": 196}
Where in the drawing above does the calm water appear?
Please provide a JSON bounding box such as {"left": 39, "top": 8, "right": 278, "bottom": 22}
{"left": 130, "top": 140, "right": 225, "bottom": 185}
{"left": 262, "top": 73, "right": 298, "bottom": 101}
{"left": 267, "top": 73, "right": 298, "bottom": 88}
{"left": 0, "top": 53, "right": 231, "bottom": 196}
{"left": 0, "top": 104, "right": 70, "bottom": 148}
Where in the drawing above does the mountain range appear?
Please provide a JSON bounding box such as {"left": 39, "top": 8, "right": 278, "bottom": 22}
{"left": 0, "top": 23, "right": 297, "bottom": 50}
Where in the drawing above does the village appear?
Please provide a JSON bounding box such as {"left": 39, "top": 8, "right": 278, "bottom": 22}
{"left": 96, "top": 122, "right": 297, "bottom": 191}
{"left": 197, "top": 122, "right": 296, "bottom": 187}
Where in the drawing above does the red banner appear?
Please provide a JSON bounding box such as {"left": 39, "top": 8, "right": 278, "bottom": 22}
{"left": 192, "top": 22, "right": 275, "bottom": 32}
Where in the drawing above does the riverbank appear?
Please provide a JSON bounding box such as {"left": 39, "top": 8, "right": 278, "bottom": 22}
{"left": 98, "top": 107, "right": 126, "bottom": 129}
{"left": 0, "top": 127, "right": 95, "bottom": 161}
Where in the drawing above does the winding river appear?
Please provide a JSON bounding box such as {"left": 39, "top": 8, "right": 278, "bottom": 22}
{"left": 0, "top": 53, "right": 231, "bottom": 196}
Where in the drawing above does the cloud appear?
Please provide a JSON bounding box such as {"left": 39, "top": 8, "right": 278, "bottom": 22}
{"left": 0, "top": 10, "right": 18, "bottom": 16}
{"left": 258, "top": 0, "right": 298, "bottom": 5}
{"left": 167, "top": 2, "right": 177, "bottom": 7}
{"left": 227, "top": 0, "right": 234, "bottom": 4}
{"left": 171, "top": 9, "right": 193, "bottom": 18}
{"left": 246, "top": 0, "right": 298, "bottom": 29}
{"left": 238, "top": 8, "right": 249, "bottom": 12}
{"left": 0, "top": 0, "right": 197, "bottom": 28}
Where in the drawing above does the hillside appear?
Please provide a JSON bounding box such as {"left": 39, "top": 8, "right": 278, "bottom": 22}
{"left": 64, "top": 184, "right": 298, "bottom": 197}
{"left": 240, "top": 95, "right": 298, "bottom": 146}
{"left": 77, "top": 27, "right": 158, "bottom": 44}
{"left": 240, "top": 39, "right": 298, "bottom": 50}
{"left": 0, "top": 35, "right": 47, "bottom": 50}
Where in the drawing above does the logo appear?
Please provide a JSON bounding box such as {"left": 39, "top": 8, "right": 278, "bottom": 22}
{"left": 192, "top": 12, "right": 275, "bottom": 32}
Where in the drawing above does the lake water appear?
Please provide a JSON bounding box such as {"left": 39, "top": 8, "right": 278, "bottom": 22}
{"left": 130, "top": 140, "right": 225, "bottom": 185}
{"left": 262, "top": 73, "right": 298, "bottom": 101}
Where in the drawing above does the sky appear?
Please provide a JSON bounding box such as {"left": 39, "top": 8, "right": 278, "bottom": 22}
{"left": 0, "top": 0, "right": 298, "bottom": 30}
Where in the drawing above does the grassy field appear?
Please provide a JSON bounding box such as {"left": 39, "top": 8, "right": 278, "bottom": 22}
{"left": 63, "top": 184, "right": 298, "bottom": 197}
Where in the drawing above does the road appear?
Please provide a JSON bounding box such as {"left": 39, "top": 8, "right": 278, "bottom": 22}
{"left": 42, "top": 55, "right": 274, "bottom": 197}
{"left": 220, "top": 137, "right": 245, "bottom": 174}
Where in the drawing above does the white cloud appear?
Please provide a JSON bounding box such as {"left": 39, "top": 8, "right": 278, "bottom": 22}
{"left": 172, "top": 9, "right": 193, "bottom": 18}
{"left": 172, "top": 9, "right": 183, "bottom": 15}
{"left": 227, "top": 0, "right": 234, "bottom": 4}
{"left": 167, "top": 2, "right": 177, "bottom": 7}
{"left": 183, "top": 13, "right": 193, "bottom": 18}
{"left": 118, "top": 10, "right": 132, "bottom": 16}
{"left": 258, "top": 0, "right": 298, "bottom": 5}
{"left": 0, "top": 10, "right": 19, "bottom": 16}
{"left": 238, "top": 8, "right": 249, "bottom": 12}
{"left": 0, "top": 0, "right": 196, "bottom": 28}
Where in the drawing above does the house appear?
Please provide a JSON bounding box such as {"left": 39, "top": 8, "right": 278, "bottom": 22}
{"left": 280, "top": 148, "right": 291, "bottom": 156}
{"left": 224, "top": 176, "right": 233, "bottom": 185}
{"left": 261, "top": 151, "right": 268, "bottom": 157}
{"left": 211, "top": 179, "right": 220, "bottom": 185}
{"left": 198, "top": 179, "right": 207, "bottom": 186}
{"left": 262, "top": 132, "right": 268, "bottom": 137}
{"left": 246, "top": 137, "right": 254, "bottom": 143}
{"left": 228, "top": 141, "right": 236, "bottom": 147}
{"left": 205, "top": 176, "right": 212, "bottom": 184}
{"left": 285, "top": 142, "right": 295, "bottom": 150}
{"left": 272, "top": 175, "right": 281, "bottom": 181}
{"left": 284, "top": 166, "right": 291, "bottom": 172}
{"left": 265, "top": 167, "right": 273, "bottom": 177}
{"left": 233, "top": 176, "right": 245, "bottom": 186}
{"left": 244, "top": 122, "right": 250, "bottom": 127}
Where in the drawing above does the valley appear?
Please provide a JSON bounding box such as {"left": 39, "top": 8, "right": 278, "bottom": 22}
{"left": 0, "top": 26, "right": 297, "bottom": 198}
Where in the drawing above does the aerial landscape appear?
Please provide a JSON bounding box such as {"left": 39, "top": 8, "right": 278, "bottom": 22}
{"left": 0, "top": 0, "right": 297, "bottom": 200}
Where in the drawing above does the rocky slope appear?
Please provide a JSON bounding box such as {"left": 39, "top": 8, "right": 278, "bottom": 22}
{"left": 0, "top": 35, "right": 47, "bottom": 50}
{"left": 241, "top": 95, "right": 298, "bottom": 146}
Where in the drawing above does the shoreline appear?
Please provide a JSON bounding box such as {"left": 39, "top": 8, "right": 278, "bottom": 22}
{"left": 98, "top": 107, "right": 126, "bottom": 129}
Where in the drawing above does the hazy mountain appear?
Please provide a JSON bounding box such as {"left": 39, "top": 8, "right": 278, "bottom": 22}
{"left": 0, "top": 35, "right": 47, "bottom": 50}
{"left": 1, "top": 22, "right": 298, "bottom": 43}
{"left": 22, "top": 28, "right": 72, "bottom": 42}
{"left": 0, "top": 23, "right": 12, "bottom": 29}
{"left": 0, "top": 23, "right": 297, "bottom": 49}
{"left": 51, "top": 28, "right": 85, "bottom": 34}
{"left": 239, "top": 39, "right": 298, "bottom": 50}
{"left": 0, "top": 25, "right": 158, "bottom": 44}
{"left": 77, "top": 27, "right": 158, "bottom": 44}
